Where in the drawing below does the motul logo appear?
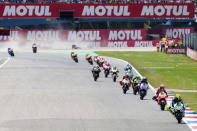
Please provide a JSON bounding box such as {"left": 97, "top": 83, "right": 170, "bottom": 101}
{"left": 165, "top": 28, "right": 192, "bottom": 38}
{"left": 3, "top": 5, "right": 52, "bottom": 16}
{"left": 82, "top": 5, "right": 130, "bottom": 16}
{"left": 141, "top": 5, "right": 189, "bottom": 16}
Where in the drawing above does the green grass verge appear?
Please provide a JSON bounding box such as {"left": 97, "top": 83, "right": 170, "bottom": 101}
{"left": 173, "top": 92, "right": 197, "bottom": 112}
{"left": 96, "top": 51, "right": 197, "bottom": 111}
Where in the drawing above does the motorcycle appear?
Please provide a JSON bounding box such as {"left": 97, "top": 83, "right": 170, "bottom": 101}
{"left": 125, "top": 71, "right": 133, "bottom": 81}
{"left": 85, "top": 55, "right": 93, "bottom": 65}
{"left": 92, "top": 71, "right": 99, "bottom": 81}
{"left": 112, "top": 72, "right": 118, "bottom": 82}
{"left": 120, "top": 79, "right": 130, "bottom": 94}
{"left": 8, "top": 48, "right": 14, "bottom": 57}
{"left": 32, "top": 46, "right": 37, "bottom": 53}
{"left": 88, "top": 58, "right": 93, "bottom": 65}
{"left": 132, "top": 82, "right": 140, "bottom": 95}
{"left": 98, "top": 61, "right": 104, "bottom": 67}
{"left": 71, "top": 55, "right": 78, "bottom": 63}
{"left": 173, "top": 102, "right": 185, "bottom": 123}
{"left": 157, "top": 92, "right": 168, "bottom": 111}
{"left": 103, "top": 67, "right": 110, "bottom": 78}
{"left": 139, "top": 83, "right": 149, "bottom": 100}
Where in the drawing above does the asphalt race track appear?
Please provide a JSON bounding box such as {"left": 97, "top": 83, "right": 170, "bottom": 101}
{"left": 0, "top": 51, "right": 191, "bottom": 131}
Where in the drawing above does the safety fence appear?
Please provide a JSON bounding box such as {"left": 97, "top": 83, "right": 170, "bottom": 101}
{"left": 183, "top": 32, "right": 197, "bottom": 51}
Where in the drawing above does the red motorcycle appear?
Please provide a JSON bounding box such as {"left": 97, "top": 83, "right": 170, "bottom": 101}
{"left": 157, "top": 92, "right": 168, "bottom": 111}
{"left": 103, "top": 66, "right": 111, "bottom": 78}
{"left": 120, "top": 79, "right": 131, "bottom": 94}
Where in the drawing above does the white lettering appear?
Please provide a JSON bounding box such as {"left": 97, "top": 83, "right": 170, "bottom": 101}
{"left": 108, "top": 30, "right": 143, "bottom": 40}
{"left": 108, "top": 41, "right": 128, "bottom": 47}
{"left": 141, "top": 5, "right": 190, "bottom": 16}
{"left": 82, "top": 5, "right": 130, "bottom": 16}
{"left": 2, "top": 5, "right": 52, "bottom": 17}
{"left": 3, "top": 6, "right": 16, "bottom": 16}
{"left": 134, "top": 41, "right": 153, "bottom": 47}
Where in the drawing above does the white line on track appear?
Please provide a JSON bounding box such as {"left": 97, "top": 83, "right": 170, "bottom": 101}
{"left": 0, "top": 57, "right": 10, "bottom": 69}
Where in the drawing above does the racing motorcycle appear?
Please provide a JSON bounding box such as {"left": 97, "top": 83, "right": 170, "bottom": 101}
{"left": 92, "top": 71, "right": 100, "bottom": 81}
{"left": 132, "top": 81, "right": 140, "bottom": 95}
{"left": 157, "top": 92, "right": 168, "bottom": 111}
{"left": 87, "top": 57, "right": 93, "bottom": 65}
{"left": 86, "top": 56, "right": 93, "bottom": 65}
{"left": 8, "top": 48, "right": 14, "bottom": 57}
{"left": 120, "top": 79, "right": 130, "bottom": 94}
{"left": 112, "top": 72, "right": 118, "bottom": 82}
{"left": 139, "top": 83, "right": 149, "bottom": 100}
{"left": 103, "top": 66, "right": 110, "bottom": 78}
{"left": 32, "top": 43, "right": 37, "bottom": 53}
{"left": 71, "top": 54, "right": 78, "bottom": 63}
{"left": 173, "top": 102, "right": 185, "bottom": 124}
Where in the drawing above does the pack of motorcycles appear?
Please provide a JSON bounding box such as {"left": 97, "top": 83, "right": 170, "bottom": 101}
{"left": 71, "top": 54, "right": 185, "bottom": 124}
{"left": 8, "top": 49, "right": 185, "bottom": 124}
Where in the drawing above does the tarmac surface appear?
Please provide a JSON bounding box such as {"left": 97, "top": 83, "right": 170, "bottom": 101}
{"left": 0, "top": 51, "right": 191, "bottom": 131}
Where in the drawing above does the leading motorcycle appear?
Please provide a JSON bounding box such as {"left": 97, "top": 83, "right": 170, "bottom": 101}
{"left": 32, "top": 43, "right": 37, "bottom": 53}
{"left": 8, "top": 48, "right": 14, "bottom": 57}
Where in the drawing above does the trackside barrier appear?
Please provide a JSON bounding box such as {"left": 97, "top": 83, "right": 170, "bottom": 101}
{"left": 187, "top": 47, "right": 197, "bottom": 61}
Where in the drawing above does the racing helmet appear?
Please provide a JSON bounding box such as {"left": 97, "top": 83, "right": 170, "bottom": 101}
{"left": 127, "top": 69, "right": 131, "bottom": 73}
{"left": 112, "top": 66, "right": 117, "bottom": 70}
{"left": 159, "top": 84, "right": 165, "bottom": 90}
{"left": 142, "top": 77, "right": 147, "bottom": 82}
{"left": 175, "top": 94, "right": 181, "bottom": 99}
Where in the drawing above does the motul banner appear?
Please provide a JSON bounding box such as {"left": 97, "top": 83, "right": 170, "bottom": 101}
{"left": 164, "top": 27, "right": 194, "bottom": 38}
{"left": 0, "top": 29, "right": 160, "bottom": 48}
{"left": 0, "top": 3, "right": 195, "bottom": 18}
{"left": 148, "top": 27, "right": 194, "bottom": 39}
{"left": 166, "top": 48, "right": 186, "bottom": 54}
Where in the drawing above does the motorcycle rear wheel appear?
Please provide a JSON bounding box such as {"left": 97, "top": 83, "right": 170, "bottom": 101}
{"left": 113, "top": 76, "right": 116, "bottom": 82}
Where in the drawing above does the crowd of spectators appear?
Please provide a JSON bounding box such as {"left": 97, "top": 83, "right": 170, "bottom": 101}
{"left": 0, "top": 0, "right": 196, "bottom": 4}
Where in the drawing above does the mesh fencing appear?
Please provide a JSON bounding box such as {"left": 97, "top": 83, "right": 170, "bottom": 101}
{"left": 183, "top": 32, "right": 197, "bottom": 51}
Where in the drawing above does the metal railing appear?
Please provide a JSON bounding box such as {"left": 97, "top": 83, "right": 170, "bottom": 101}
{"left": 183, "top": 32, "right": 197, "bottom": 51}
